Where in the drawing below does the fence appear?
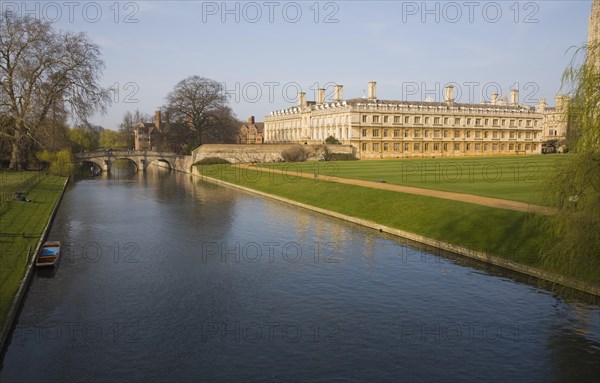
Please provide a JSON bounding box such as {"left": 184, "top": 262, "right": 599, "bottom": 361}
{"left": 0, "top": 171, "right": 48, "bottom": 206}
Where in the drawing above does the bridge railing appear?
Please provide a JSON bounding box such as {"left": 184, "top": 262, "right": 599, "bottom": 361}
{"left": 73, "top": 149, "right": 182, "bottom": 160}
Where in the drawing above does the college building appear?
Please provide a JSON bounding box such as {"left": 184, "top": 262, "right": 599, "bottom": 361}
{"left": 264, "top": 82, "right": 568, "bottom": 159}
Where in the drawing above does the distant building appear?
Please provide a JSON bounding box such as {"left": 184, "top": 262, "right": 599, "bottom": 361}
{"left": 134, "top": 110, "right": 169, "bottom": 151}
{"left": 237, "top": 116, "right": 264, "bottom": 144}
{"left": 265, "top": 82, "right": 562, "bottom": 159}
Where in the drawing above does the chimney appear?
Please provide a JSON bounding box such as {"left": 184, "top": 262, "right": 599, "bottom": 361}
{"left": 333, "top": 84, "right": 344, "bottom": 102}
{"left": 155, "top": 110, "right": 161, "bottom": 130}
{"left": 444, "top": 85, "right": 454, "bottom": 103}
{"left": 368, "top": 81, "right": 377, "bottom": 99}
{"left": 555, "top": 94, "right": 568, "bottom": 110}
{"left": 317, "top": 88, "right": 326, "bottom": 104}
{"left": 510, "top": 89, "right": 519, "bottom": 106}
{"left": 536, "top": 99, "right": 547, "bottom": 113}
{"left": 248, "top": 116, "right": 255, "bottom": 125}
{"left": 298, "top": 92, "right": 307, "bottom": 107}
{"left": 491, "top": 93, "right": 499, "bottom": 105}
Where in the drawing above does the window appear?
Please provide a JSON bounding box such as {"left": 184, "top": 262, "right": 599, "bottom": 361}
{"left": 413, "top": 143, "right": 420, "bottom": 151}
{"left": 444, "top": 117, "right": 449, "bottom": 125}
{"left": 510, "top": 132, "right": 515, "bottom": 139}
{"left": 373, "top": 129, "right": 380, "bottom": 137}
{"left": 500, "top": 144, "right": 505, "bottom": 150}
{"left": 501, "top": 119, "right": 506, "bottom": 126}
{"left": 373, "top": 115, "right": 380, "bottom": 123}
{"left": 526, "top": 132, "right": 531, "bottom": 139}
{"left": 443, "top": 143, "right": 448, "bottom": 151}
{"left": 492, "top": 144, "right": 498, "bottom": 150}
{"left": 509, "top": 144, "right": 515, "bottom": 150}
{"left": 383, "top": 143, "right": 389, "bottom": 151}
{"left": 373, "top": 143, "right": 380, "bottom": 151}
{"left": 362, "top": 129, "right": 367, "bottom": 137}
{"left": 434, "top": 130, "right": 441, "bottom": 138}
{"left": 466, "top": 143, "right": 471, "bottom": 150}
{"left": 404, "top": 130, "right": 409, "bottom": 138}
{"left": 413, "top": 130, "right": 421, "bottom": 138}
{"left": 405, "top": 116, "right": 410, "bottom": 124}
{"left": 404, "top": 143, "right": 409, "bottom": 151}
{"left": 434, "top": 143, "right": 440, "bottom": 151}
{"left": 383, "top": 129, "right": 389, "bottom": 137}
{"left": 443, "top": 130, "right": 449, "bottom": 138}
{"left": 518, "top": 132, "right": 523, "bottom": 139}
{"left": 475, "top": 143, "right": 481, "bottom": 150}
{"left": 466, "top": 131, "right": 471, "bottom": 138}
{"left": 525, "top": 144, "right": 531, "bottom": 150}
{"left": 454, "top": 131, "right": 460, "bottom": 138}
{"left": 493, "top": 132, "right": 498, "bottom": 139}
{"left": 510, "top": 119, "right": 515, "bottom": 127}
{"left": 415, "top": 116, "right": 421, "bottom": 124}
{"left": 424, "top": 143, "right": 429, "bottom": 151}
{"left": 393, "top": 143, "right": 400, "bottom": 151}
{"left": 475, "top": 131, "right": 481, "bottom": 139}
{"left": 518, "top": 144, "right": 523, "bottom": 150}
{"left": 454, "top": 118, "right": 461, "bottom": 125}
{"left": 484, "top": 144, "right": 489, "bottom": 151}
{"left": 384, "top": 116, "right": 389, "bottom": 123}
{"left": 394, "top": 129, "right": 400, "bottom": 137}
{"left": 453, "top": 143, "right": 460, "bottom": 150}
{"left": 483, "top": 132, "right": 488, "bottom": 138}
{"left": 484, "top": 118, "right": 489, "bottom": 126}
{"left": 475, "top": 118, "right": 482, "bottom": 125}
{"left": 361, "top": 143, "right": 367, "bottom": 151}
{"left": 467, "top": 118, "right": 472, "bottom": 125}
{"left": 424, "top": 130, "right": 429, "bottom": 138}
{"left": 493, "top": 119, "right": 499, "bottom": 126}
{"left": 424, "top": 117, "right": 430, "bottom": 124}
{"left": 394, "top": 116, "right": 401, "bottom": 124}
{"left": 518, "top": 120, "right": 523, "bottom": 127}
{"left": 434, "top": 117, "right": 441, "bottom": 124}
{"left": 362, "top": 115, "right": 367, "bottom": 123}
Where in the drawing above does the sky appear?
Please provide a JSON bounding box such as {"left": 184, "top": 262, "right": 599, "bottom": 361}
{"left": 2, "top": 0, "right": 593, "bottom": 129}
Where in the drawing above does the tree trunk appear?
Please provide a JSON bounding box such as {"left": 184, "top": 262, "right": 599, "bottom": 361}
{"left": 8, "top": 129, "right": 23, "bottom": 170}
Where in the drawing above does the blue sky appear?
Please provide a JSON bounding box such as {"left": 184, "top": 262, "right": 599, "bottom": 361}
{"left": 3, "top": 1, "right": 592, "bottom": 129}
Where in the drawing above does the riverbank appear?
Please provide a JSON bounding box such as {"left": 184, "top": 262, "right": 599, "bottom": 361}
{"left": 0, "top": 175, "right": 68, "bottom": 350}
{"left": 193, "top": 164, "right": 599, "bottom": 295}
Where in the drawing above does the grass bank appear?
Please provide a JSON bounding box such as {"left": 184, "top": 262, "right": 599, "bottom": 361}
{"left": 196, "top": 164, "right": 598, "bottom": 286}
{"left": 259, "top": 155, "right": 564, "bottom": 205}
{"left": 0, "top": 175, "right": 67, "bottom": 324}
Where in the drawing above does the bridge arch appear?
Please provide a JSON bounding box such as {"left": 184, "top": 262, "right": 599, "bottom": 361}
{"left": 148, "top": 158, "right": 173, "bottom": 170}
{"left": 112, "top": 158, "right": 140, "bottom": 172}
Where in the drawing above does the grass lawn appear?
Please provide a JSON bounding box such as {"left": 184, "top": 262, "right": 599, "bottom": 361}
{"left": 259, "top": 155, "right": 566, "bottom": 205}
{"left": 196, "top": 164, "right": 597, "bottom": 285}
{"left": 0, "top": 175, "right": 66, "bottom": 325}
{"left": 0, "top": 170, "right": 40, "bottom": 191}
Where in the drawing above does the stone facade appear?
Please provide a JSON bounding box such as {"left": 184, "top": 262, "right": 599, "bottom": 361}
{"left": 237, "top": 116, "right": 264, "bottom": 144}
{"left": 192, "top": 144, "right": 354, "bottom": 164}
{"left": 134, "top": 110, "right": 169, "bottom": 151}
{"left": 264, "top": 82, "right": 565, "bottom": 159}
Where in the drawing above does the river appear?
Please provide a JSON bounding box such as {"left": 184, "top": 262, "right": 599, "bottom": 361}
{"left": 0, "top": 167, "right": 598, "bottom": 382}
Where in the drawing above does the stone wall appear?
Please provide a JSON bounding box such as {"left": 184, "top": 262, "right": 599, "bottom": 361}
{"left": 192, "top": 144, "right": 355, "bottom": 164}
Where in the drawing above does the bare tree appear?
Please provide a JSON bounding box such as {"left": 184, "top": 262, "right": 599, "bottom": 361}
{"left": 0, "top": 11, "right": 111, "bottom": 169}
{"left": 119, "top": 109, "right": 151, "bottom": 148}
{"left": 164, "top": 76, "right": 229, "bottom": 146}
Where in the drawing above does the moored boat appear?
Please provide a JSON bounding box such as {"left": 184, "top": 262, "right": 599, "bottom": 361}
{"left": 36, "top": 241, "right": 61, "bottom": 267}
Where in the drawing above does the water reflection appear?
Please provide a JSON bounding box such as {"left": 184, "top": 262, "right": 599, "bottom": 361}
{"left": 0, "top": 170, "right": 598, "bottom": 382}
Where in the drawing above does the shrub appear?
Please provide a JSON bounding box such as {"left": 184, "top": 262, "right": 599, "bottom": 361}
{"left": 325, "top": 136, "right": 341, "bottom": 145}
{"left": 281, "top": 146, "right": 307, "bottom": 162}
{"left": 194, "top": 157, "right": 230, "bottom": 165}
{"left": 326, "top": 153, "right": 358, "bottom": 161}
{"left": 36, "top": 149, "right": 74, "bottom": 176}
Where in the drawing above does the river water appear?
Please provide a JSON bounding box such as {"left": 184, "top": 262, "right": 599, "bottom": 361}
{"left": 0, "top": 168, "right": 598, "bottom": 382}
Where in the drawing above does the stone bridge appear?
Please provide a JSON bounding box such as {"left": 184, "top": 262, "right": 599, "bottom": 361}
{"left": 73, "top": 150, "right": 193, "bottom": 173}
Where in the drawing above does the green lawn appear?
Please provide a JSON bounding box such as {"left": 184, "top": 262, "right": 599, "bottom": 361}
{"left": 0, "top": 175, "right": 66, "bottom": 324}
{"left": 260, "top": 155, "right": 565, "bottom": 205}
{"left": 196, "top": 164, "right": 597, "bottom": 285}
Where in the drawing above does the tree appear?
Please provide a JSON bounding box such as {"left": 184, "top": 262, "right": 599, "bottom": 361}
{"left": 119, "top": 109, "right": 151, "bottom": 148}
{"left": 0, "top": 11, "right": 111, "bottom": 169}
{"left": 99, "top": 129, "right": 128, "bottom": 149}
{"left": 541, "top": 43, "right": 600, "bottom": 280}
{"left": 164, "top": 76, "right": 230, "bottom": 146}
{"left": 69, "top": 127, "right": 98, "bottom": 153}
